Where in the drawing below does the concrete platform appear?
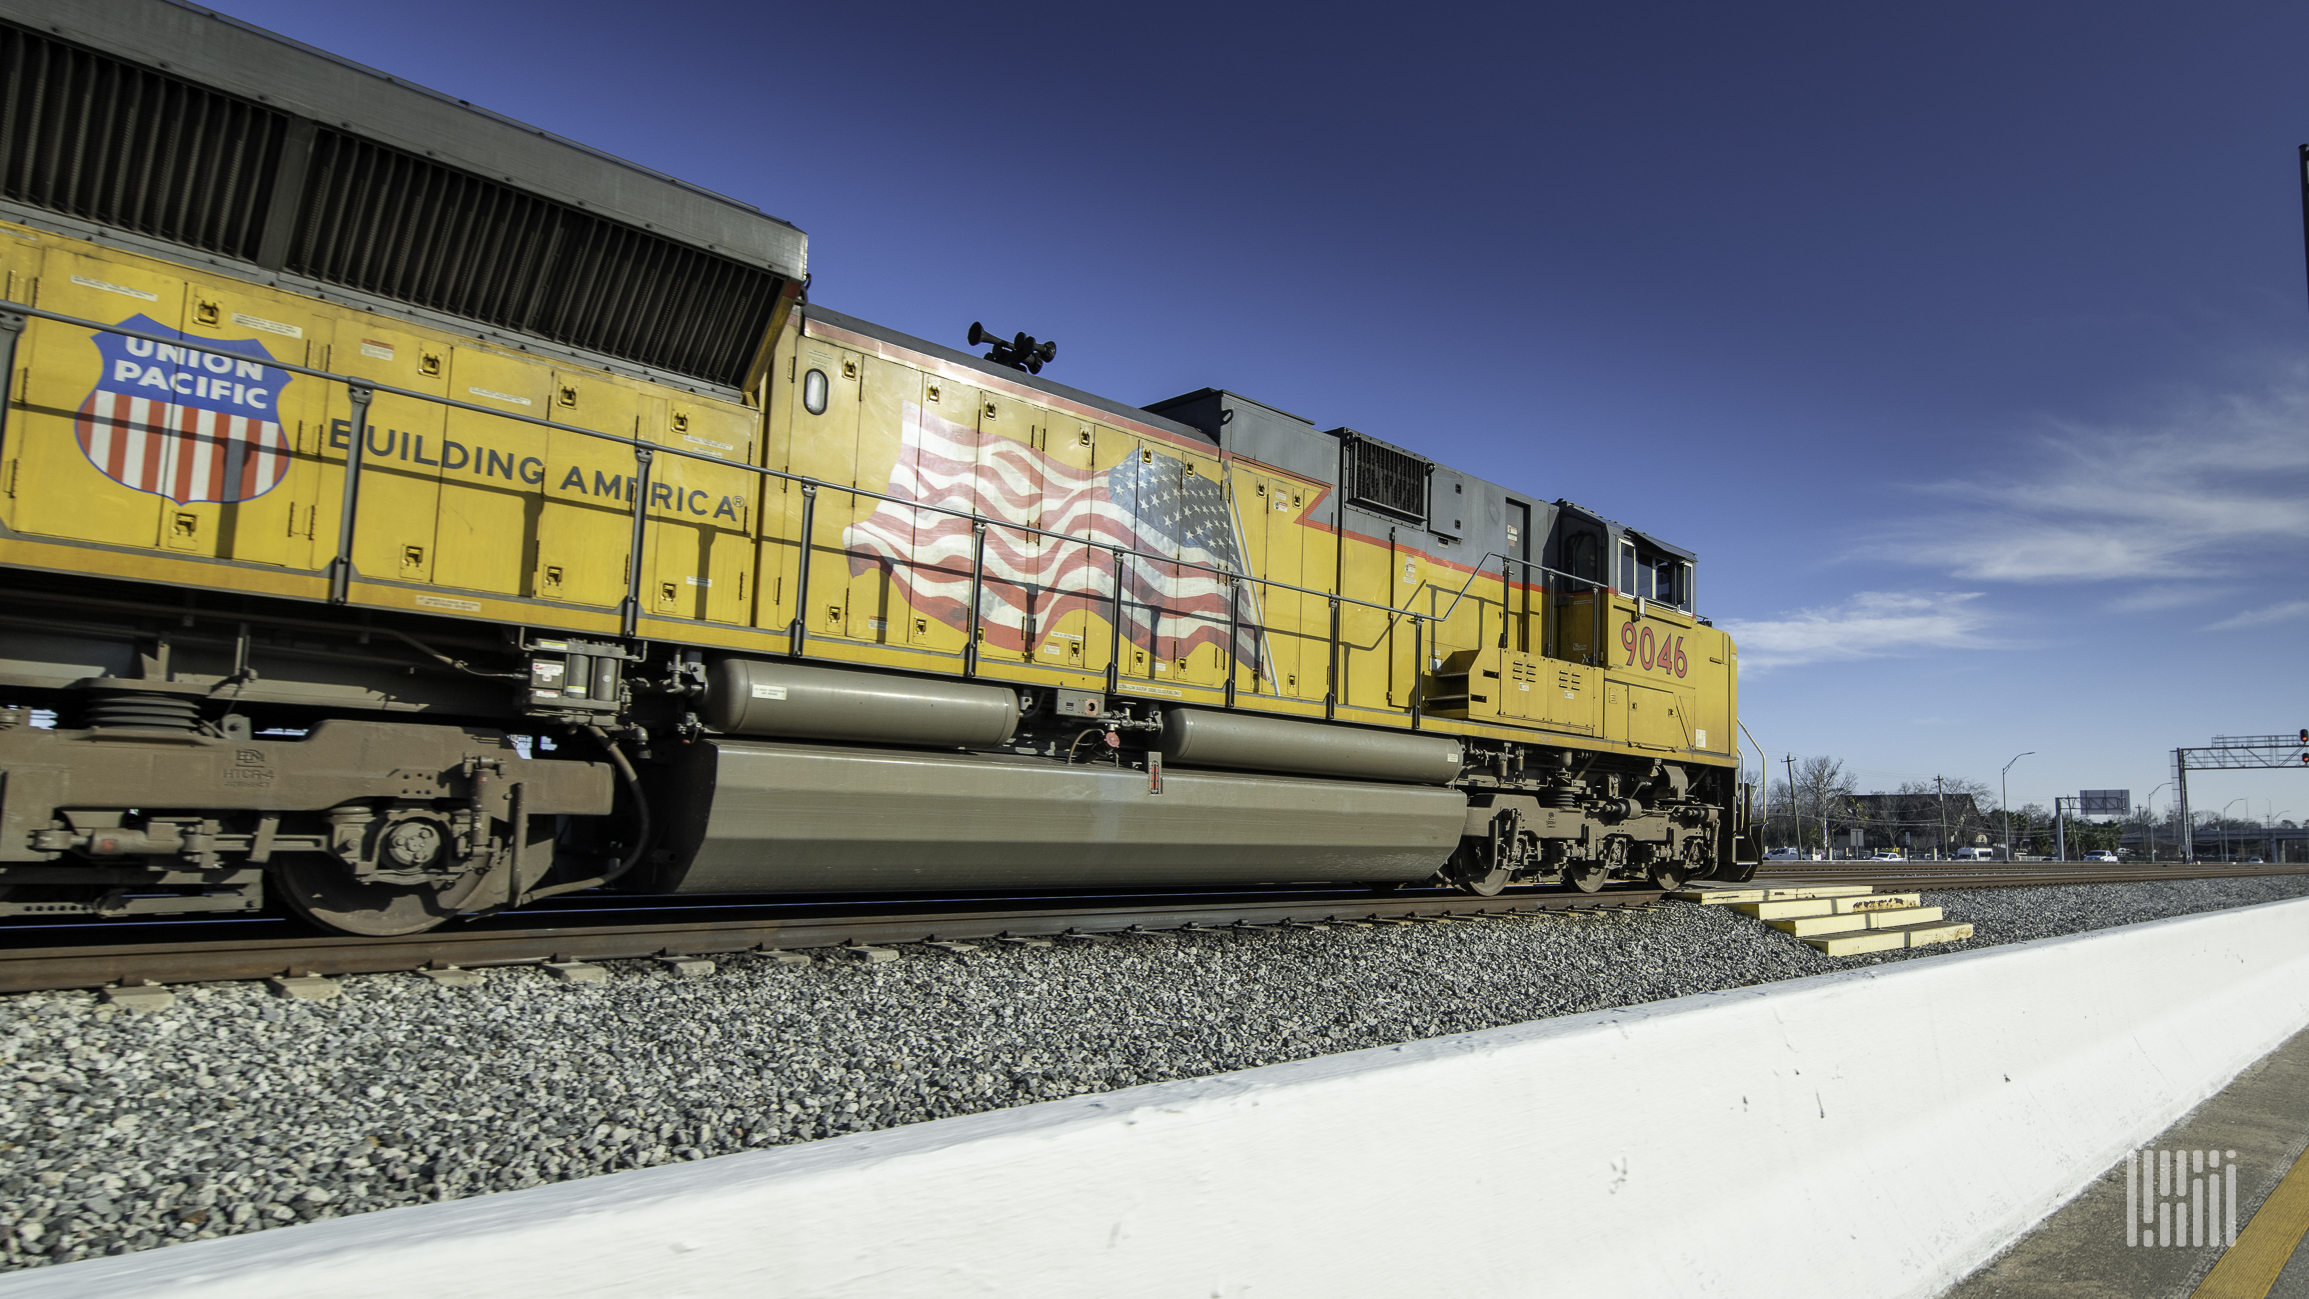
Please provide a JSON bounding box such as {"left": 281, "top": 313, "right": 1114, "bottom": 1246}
{"left": 1943, "top": 1022, "right": 2309, "bottom": 1298}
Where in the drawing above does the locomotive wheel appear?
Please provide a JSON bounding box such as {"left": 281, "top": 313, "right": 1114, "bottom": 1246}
{"left": 1647, "top": 863, "right": 1692, "bottom": 891}
{"left": 1562, "top": 863, "right": 1608, "bottom": 893}
{"left": 1445, "top": 842, "right": 1511, "bottom": 897}
{"left": 1455, "top": 869, "right": 1509, "bottom": 898}
{"left": 273, "top": 855, "right": 461, "bottom": 937}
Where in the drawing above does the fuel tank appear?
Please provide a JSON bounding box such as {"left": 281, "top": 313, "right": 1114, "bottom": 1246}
{"left": 1157, "top": 708, "right": 1465, "bottom": 785}
{"left": 704, "top": 658, "right": 1020, "bottom": 749}
{"left": 635, "top": 739, "right": 1468, "bottom": 892}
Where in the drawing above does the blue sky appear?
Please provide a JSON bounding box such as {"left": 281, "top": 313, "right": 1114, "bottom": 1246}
{"left": 216, "top": 0, "right": 2309, "bottom": 825}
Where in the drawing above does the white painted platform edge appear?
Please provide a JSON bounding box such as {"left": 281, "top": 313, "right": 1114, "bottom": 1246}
{"left": 9, "top": 896, "right": 2309, "bottom": 1299}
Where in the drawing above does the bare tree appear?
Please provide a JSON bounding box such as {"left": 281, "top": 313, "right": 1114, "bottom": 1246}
{"left": 1886, "top": 776, "right": 1997, "bottom": 857}
{"left": 1769, "top": 756, "right": 1855, "bottom": 852}
{"left": 2012, "top": 802, "right": 2052, "bottom": 857}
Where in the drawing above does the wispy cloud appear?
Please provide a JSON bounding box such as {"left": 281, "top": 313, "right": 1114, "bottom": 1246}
{"left": 2108, "top": 584, "right": 2226, "bottom": 614}
{"left": 1720, "top": 591, "right": 2000, "bottom": 671}
{"left": 1868, "top": 367, "right": 2309, "bottom": 583}
{"left": 2210, "top": 599, "right": 2309, "bottom": 631}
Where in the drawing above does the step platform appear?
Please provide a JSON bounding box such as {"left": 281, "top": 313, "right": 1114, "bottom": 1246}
{"left": 1670, "top": 880, "right": 1974, "bottom": 955}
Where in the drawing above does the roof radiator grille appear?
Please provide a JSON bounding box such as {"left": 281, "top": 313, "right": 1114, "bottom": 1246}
{"left": 0, "top": 24, "right": 287, "bottom": 260}
{"left": 288, "top": 130, "right": 783, "bottom": 386}
{"left": 0, "top": 18, "right": 786, "bottom": 389}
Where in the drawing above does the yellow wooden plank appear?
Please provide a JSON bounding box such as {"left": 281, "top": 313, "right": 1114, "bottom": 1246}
{"left": 1868, "top": 905, "right": 1943, "bottom": 930}
{"left": 1899, "top": 921, "right": 1972, "bottom": 947}
{"left": 1737, "top": 899, "right": 1835, "bottom": 920}
{"left": 1834, "top": 892, "right": 1922, "bottom": 914}
{"left": 1762, "top": 885, "right": 1876, "bottom": 901}
{"left": 1768, "top": 913, "right": 1872, "bottom": 937}
{"left": 1668, "top": 888, "right": 1765, "bottom": 905}
{"left": 1804, "top": 929, "right": 1906, "bottom": 956}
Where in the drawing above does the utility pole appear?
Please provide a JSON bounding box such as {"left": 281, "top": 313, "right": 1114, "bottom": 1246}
{"left": 1936, "top": 775, "right": 1947, "bottom": 861}
{"left": 2175, "top": 747, "right": 2192, "bottom": 863}
{"left": 1784, "top": 754, "right": 1798, "bottom": 853}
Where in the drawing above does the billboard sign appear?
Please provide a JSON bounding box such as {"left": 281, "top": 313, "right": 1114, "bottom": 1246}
{"left": 2080, "top": 789, "right": 2131, "bottom": 816}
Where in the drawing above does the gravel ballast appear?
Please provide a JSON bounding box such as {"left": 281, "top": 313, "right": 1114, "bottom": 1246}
{"left": 3, "top": 872, "right": 2306, "bottom": 1272}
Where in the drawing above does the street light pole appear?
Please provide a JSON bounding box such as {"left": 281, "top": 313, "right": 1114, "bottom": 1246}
{"left": 2001, "top": 751, "right": 2033, "bottom": 862}
{"left": 2144, "top": 780, "right": 2173, "bottom": 862}
{"left": 2221, "top": 798, "right": 2244, "bottom": 863}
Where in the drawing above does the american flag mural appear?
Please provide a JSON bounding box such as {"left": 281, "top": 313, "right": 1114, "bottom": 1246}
{"left": 74, "top": 315, "right": 293, "bottom": 506}
{"left": 842, "top": 401, "right": 1266, "bottom": 672}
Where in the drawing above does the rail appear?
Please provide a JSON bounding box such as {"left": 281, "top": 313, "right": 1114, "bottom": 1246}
{"left": 0, "top": 886, "right": 1665, "bottom": 994}
{"left": 10, "top": 858, "right": 2305, "bottom": 993}
{"left": 0, "top": 302, "right": 1665, "bottom": 730}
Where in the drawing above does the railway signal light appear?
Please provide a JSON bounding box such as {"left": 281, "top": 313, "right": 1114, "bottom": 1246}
{"left": 969, "top": 321, "right": 1058, "bottom": 375}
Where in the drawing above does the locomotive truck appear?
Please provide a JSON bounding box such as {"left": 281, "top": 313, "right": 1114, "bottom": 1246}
{"left": 0, "top": 0, "right": 1756, "bottom": 936}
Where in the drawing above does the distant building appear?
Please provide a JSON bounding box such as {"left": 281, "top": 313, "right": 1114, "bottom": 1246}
{"left": 1833, "top": 793, "right": 1990, "bottom": 856}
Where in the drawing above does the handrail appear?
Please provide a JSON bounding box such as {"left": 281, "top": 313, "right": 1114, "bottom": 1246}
{"left": 1, "top": 303, "right": 1436, "bottom": 620}
{"left": 3, "top": 302, "right": 1704, "bottom": 712}
{"left": 1431, "top": 550, "right": 1614, "bottom": 622}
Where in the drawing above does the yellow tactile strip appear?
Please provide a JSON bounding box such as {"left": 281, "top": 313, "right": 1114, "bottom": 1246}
{"left": 2194, "top": 1137, "right": 2309, "bottom": 1298}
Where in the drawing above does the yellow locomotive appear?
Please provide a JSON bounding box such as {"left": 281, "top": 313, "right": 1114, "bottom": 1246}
{"left": 0, "top": 0, "right": 1753, "bottom": 936}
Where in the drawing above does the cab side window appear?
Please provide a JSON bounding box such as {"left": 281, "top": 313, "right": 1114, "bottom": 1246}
{"left": 1625, "top": 543, "right": 1694, "bottom": 611}
{"left": 1651, "top": 556, "right": 1680, "bottom": 607}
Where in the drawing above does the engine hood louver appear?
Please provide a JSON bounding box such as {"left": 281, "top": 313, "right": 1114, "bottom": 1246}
{"left": 0, "top": 17, "right": 791, "bottom": 389}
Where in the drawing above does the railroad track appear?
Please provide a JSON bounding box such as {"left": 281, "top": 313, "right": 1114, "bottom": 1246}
{"left": 1756, "top": 862, "right": 2309, "bottom": 890}
{"left": 11, "top": 862, "right": 2301, "bottom": 996}
{"left": 0, "top": 886, "right": 1665, "bottom": 994}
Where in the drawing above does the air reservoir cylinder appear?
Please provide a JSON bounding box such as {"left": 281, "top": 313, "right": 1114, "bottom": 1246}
{"left": 1158, "top": 708, "right": 1464, "bottom": 785}
{"left": 705, "top": 659, "right": 1020, "bottom": 749}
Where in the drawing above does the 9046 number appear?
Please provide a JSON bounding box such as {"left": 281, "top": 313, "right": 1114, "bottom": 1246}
{"left": 1621, "top": 623, "right": 1688, "bottom": 678}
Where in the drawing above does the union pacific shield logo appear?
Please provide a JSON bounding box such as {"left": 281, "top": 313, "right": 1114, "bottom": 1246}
{"left": 75, "top": 314, "right": 294, "bottom": 505}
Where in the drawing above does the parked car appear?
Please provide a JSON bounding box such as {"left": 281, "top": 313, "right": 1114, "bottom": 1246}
{"left": 1763, "top": 848, "right": 1823, "bottom": 861}
{"left": 1953, "top": 847, "right": 1997, "bottom": 861}
{"left": 1869, "top": 851, "right": 1904, "bottom": 861}
{"left": 2084, "top": 851, "right": 2119, "bottom": 864}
